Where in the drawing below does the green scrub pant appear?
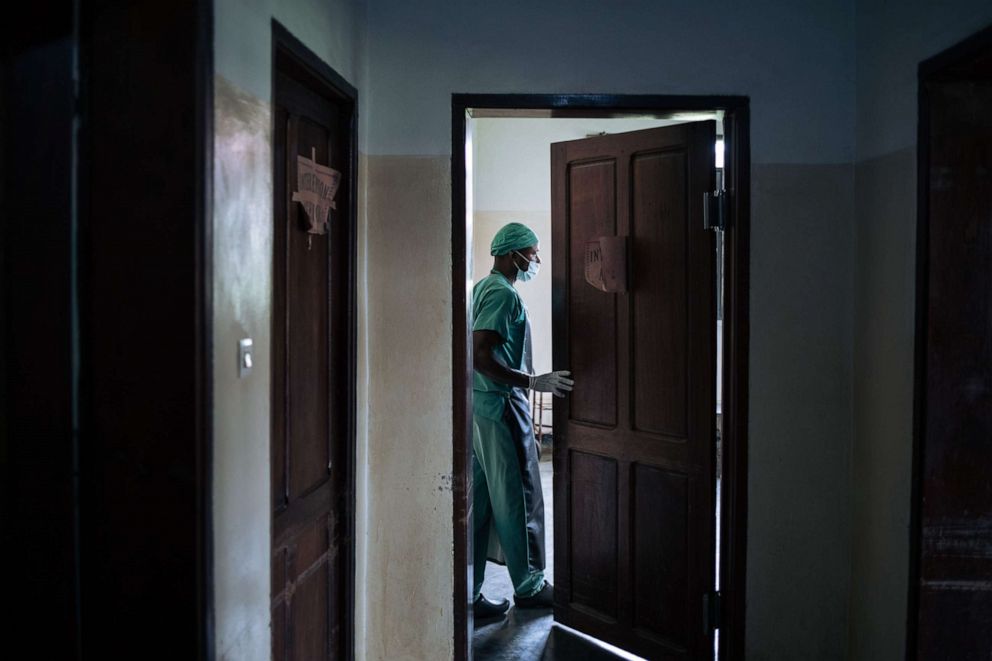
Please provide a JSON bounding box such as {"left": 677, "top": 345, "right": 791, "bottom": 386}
{"left": 472, "top": 390, "right": 546, "bottom": 600}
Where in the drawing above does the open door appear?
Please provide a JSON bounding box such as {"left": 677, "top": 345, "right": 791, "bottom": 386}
{"left": 552, "top": 122, "right": 717, "bottom": 659}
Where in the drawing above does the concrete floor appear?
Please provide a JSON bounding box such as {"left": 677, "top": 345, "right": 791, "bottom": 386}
{"left": 473, "top": 460, "right": 637, "bottom": 660}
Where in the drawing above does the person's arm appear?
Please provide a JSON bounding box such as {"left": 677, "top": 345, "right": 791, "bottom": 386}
{"left": 472, "top": 329, "right": 575, "bottom": 397}
{"left": 473, "top": 329, "right": 530, "bottom": 389}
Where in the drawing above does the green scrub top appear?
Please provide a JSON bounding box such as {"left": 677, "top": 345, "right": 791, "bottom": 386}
{"left": 472, "top": 270, "right": 531, "bottom": 420}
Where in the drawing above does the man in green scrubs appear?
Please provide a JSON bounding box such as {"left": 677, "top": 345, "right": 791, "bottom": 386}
{"left": 472, "top": 222, "right": 575, "bottom": 618}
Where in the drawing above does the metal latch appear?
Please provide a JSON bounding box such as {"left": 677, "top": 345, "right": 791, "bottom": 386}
{"left": 704, "top": 190, "right": 727, "bottom": 231}
{"left": 703, "top": 591, "right": 722, "bottom": 633}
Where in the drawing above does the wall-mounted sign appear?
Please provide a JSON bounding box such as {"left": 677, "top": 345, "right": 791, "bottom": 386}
{"left": 292, "top": 147, "right": 341, "bottom": 235}
{"left": 584, "top": 236, "right": 628, "bottom": 293}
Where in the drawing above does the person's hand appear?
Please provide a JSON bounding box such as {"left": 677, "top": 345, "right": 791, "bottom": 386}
{"left": 529, "top": 370, "right": 574, "bottom": 397}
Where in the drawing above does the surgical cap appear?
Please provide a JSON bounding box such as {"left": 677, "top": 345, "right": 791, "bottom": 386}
{"left": 490, "top": 222, "right": 540, "bottom": 256}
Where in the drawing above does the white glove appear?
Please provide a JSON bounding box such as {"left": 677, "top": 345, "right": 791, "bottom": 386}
{"left": 529, "top": 370, "right": 575, "bottom": 398}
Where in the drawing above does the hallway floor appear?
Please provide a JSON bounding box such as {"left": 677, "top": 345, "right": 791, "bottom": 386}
{"left": 472, "top": 460, "right": 639, "bottom": 660}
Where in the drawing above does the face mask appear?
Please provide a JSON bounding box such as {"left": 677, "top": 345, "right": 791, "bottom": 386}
{"left": 513, "top": 250, "right": 541, "bottom": 282}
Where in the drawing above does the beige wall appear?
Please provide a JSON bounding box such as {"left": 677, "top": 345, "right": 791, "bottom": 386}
{"left": 364, "top": 155, "right": 454, "bottom": 660}
{"left": 747, "top": 162, "right": 855, "bottom": 659}
{"left": 850, "top": 147, "right": 916, "bottom": 660}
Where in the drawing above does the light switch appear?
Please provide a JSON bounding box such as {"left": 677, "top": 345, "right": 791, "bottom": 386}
{"left": 238, "top": 338, "right": 253, "bottom": 378}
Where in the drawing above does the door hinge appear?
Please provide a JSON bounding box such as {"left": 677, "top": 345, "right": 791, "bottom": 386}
{"left": 703, "top": 190, "right": 727, "bottom": 231}
{"left": 703, "top": 590, "right": 722, "bottom": 633}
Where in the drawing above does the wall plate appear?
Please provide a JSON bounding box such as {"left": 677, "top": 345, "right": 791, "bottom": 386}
{"left": 238, "top": 338, "right": 253, "bottom": 378}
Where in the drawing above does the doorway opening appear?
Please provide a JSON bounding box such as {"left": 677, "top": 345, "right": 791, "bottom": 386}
{"left": 452, "top": 95, "right": 750, "bottom": 661}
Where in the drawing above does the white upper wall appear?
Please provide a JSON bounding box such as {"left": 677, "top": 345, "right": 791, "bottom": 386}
{"left": 368, "top": 0, "right": 856, "bottom": 163}
{"left": 856, "top": 0, "right": 992, "bottom": 160}
{"left": 216, "top": 0, "right": 367, "bottom": 100}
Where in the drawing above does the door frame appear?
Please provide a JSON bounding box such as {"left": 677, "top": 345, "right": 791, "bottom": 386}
{"left": 76, "top": 0, "right": 215, "bottom": 656}
{"left": 451, "top": 94, "right": 750, "bottom": 660}
{"left": 271, "top": 21, "right": 359, "bottom": 660}
{"left": 909, "top": 23, "right": 992, "bottom": 659}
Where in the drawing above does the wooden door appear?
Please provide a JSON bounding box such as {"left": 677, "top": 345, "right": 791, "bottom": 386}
{"left": 552, "top": 122, "right": 717, "bottom": 659}
{"left": 272, "top": 55, "right": 352, "bottom": 661}
{"left": 913, "top": 43, "right": 992, "bottom": 658}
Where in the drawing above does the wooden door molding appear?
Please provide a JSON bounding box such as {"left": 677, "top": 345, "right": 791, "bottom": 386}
{"left": 451, "top": 94, "right": 750, "bottom": 660}
{"left": 272, "top": 22, "right": 358, "bottom": 661}
{"left": 910, "top": 24, "right": 992, "bottom": 659}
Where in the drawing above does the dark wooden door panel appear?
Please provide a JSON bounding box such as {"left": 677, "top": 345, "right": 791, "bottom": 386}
{"left": 553, "top": 123, "right": 716, "bottom": 659}
{"left": 568, "top": 450, "right": 619, "bottom": 619}
{"left": 288, "top": 114, "right": 332, "bottom": 501}
{"left": 914, "top": 65, "right": 992, "bottom": 659}
{"left": 568, "top": 159, "right": 619, "bottom": 428}
{"left": 631, "top": 150, "right": 689, "bottom": 438}
{"left": 291, "top": 519, "right": 332, "bottom": 661}
{"left": 632, "top": 463, "right": 689, "bottom": 647}
{"left": 272, "top": 55, "right": 352, "bottom": 661}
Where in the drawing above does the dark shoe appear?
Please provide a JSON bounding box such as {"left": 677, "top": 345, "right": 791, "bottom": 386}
{"left": 514, "top": 581, "right": 553, "bottom": 609}
{"left": 473, "top": 594, "right": 510, "bottom": 619}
